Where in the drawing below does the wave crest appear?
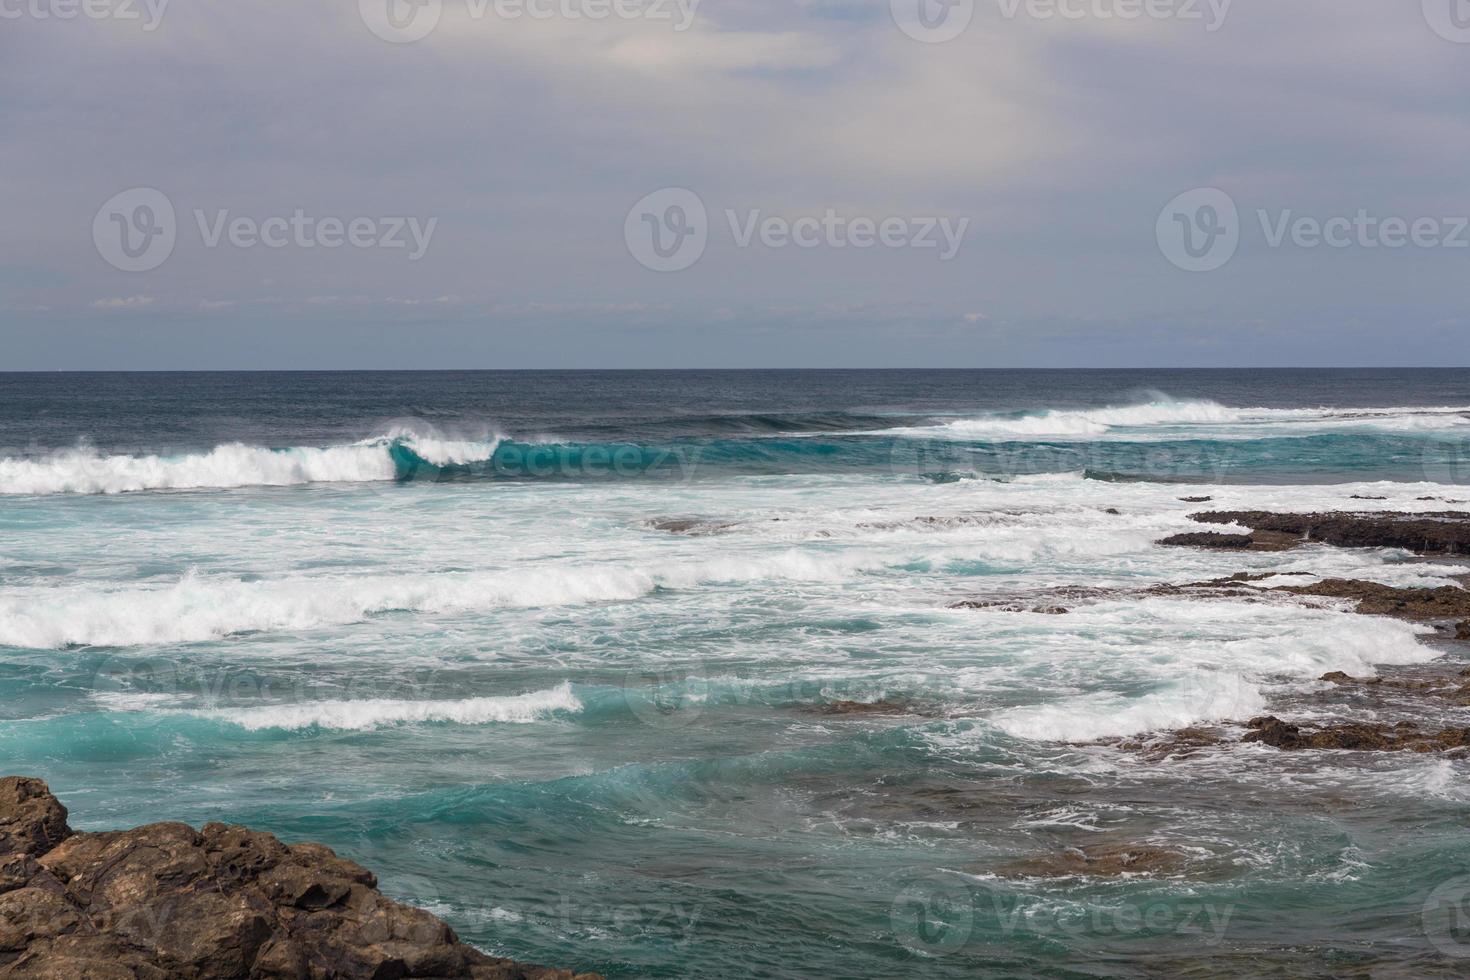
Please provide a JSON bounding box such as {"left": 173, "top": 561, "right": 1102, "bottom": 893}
{"left": 0, "top": 428, "right": 501, "bottom": 495}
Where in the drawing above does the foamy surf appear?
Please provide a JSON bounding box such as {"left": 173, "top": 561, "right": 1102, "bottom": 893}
{"left": 990, "top": 671, "right": 1267, "bottom": 743}
{"left": 197, "top": 682, "right": 582, "bottom": 731}
{"left": 871, "top": 399, "right": 1470, "bottom": 441}
{"left": 0, "top": 550, "right": 883, "bottom": 649}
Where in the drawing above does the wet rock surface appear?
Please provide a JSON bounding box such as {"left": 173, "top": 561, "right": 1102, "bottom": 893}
{"left": 1241, "top": 716, "right": 1470, "bottom": 753}
{"left": 1271, "top": 578, "right": 1470, "bottom": 618}
{"left": 1158, "top": 532, "right": 1256, "bottom": 549}
{"left": 0, "top": 777, "right": 600, "bottom": 980}
{"left": 643, "top": 517, "right": 736, "bottom": 536}
{"left": 1190, "top": 510, "right": 1470, "bottom": 555}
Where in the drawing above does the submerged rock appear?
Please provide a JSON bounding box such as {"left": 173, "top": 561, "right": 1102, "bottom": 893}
{"left": 643, "top": 517, "right": 736, "bottom": 536}
{"left": 998, "top": 842, "right": 1187, "bottom": 878}
{"left": 948, "top": 600, "right": 1069, "bottom": 614}
{"left": 0, "top": 777, "right": 600, "bottom": 980}
{"left": 816, "top": 699, "right": 911, "bottom": 716}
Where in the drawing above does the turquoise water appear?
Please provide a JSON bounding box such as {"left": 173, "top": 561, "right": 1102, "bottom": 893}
{"left": 5, "top": 370, "right": 1470, "bottom": 977}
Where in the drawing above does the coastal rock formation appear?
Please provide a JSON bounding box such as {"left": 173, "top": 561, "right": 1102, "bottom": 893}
{"left": 1157, "top": 532, "right": 1256, "bottom": 549}
{"left": 1242, "top": 716, "right": 1470, "bottom": 753}
{"left": 0, "top": 777, "right": 600, "bottom": 980}
{"left": 1190, "top": 510, "right": 1470, "bottom": 555}
{"left": 1272, "top": 578, "right": 1470, "bottom": 618}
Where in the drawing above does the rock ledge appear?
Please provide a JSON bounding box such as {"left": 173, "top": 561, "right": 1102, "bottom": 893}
{"left": 0, "top": 777, "right": 601, "bottom": 980}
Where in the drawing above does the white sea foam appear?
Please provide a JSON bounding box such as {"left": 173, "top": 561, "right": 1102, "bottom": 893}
{"left": 980, "top": 605, "right": 1438, "bottom": 742}
{"left": 0, "top": 550, "right": 879, "bottom": 649}
{"left": 0, "top": 430, "right": 500, "bottom": 495}
{"left": 872, "top": 399, "right": 1470, "bottom": 441}
{"left": 991, "top": 671, "right": 1267, "bottom": 743}
{"left": 199, "top": 682, "right": 581, "bottom": 731}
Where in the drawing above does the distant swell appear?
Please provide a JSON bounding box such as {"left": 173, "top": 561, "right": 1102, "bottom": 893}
{"left": 874, "top": 399, "right": 1470, "bottom": 441}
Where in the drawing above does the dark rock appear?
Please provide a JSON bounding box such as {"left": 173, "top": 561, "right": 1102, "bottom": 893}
{"left": 1272, "top": 578, "right": 1470, "bottom": 618}
{"left": 0, "top": 778, "right": 70, "bottom": 860}
{"left": 1350, "top": 495, "right": 1387, "bottom": 500}
{"left": 1457, "top": 619, "right": 1470, "bottom": 640}
{"left": 1158, "top": 532, "right": 1256, "bottom": 549}
{"left": 1192, "top": 510, "right": 1470, "bottom": 555}
{"left": 1107, "top": 727, "right": 1227, "bottom": 760}
{"left": 0, "top": 777, "right": 600, "bottom": 980}
{"left": 1103, "top": 507, "right": 1121, "bottom": 515}
{"left": 1242, "top": 716, "right": 1470, "bottom": 752}
{"left": 644, "top": 517, "right": 735, "bottom": 536}
{"left": 1178, "top": 496, "right": 1213, "bottom": 503}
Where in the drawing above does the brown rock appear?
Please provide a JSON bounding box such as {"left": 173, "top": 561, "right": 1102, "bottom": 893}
{"left": 0, "top": 779, "right": 71, "bottom": 859}
{"left": 1242, "top": 715, "right": 1470, "bottom": 752}
{"left": 999, "top": 842, "right": 1187, "bottom": 878}
{"left": 0, "top": 778, "right": 600, "bottom": 980}
{"left": 1272, "top": 578, "right": 1470, "bottom": 618}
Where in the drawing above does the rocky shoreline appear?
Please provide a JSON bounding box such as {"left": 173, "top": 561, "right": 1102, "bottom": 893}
{"left": 0, "top": 778, "right": 600, "bottom": 980}
{"left": 945, "top": 509, "right": 1470, "bottom": 763}
{"left": 1141, "top": 509, "right": 1470, "bottom": 756}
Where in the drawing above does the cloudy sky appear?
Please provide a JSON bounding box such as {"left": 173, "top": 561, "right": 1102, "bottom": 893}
{"left": 2, "top": 0, "right": 1468, "bottom": 368}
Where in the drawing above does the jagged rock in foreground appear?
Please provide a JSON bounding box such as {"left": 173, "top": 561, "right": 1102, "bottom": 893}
{"left": 0, "top": 777, "right": 601, "bottom": 980}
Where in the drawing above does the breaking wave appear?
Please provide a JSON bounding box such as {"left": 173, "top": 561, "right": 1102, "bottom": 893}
{"left": 198, "top": 683, "right": 582, "bottom": 732}
{"left": 0, "top": 426, "right": 501, "bottom": 495}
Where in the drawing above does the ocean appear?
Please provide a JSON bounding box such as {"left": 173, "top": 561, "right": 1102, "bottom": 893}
{"left": 4, "top": 368, "right": 1470, "bottom": 977}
